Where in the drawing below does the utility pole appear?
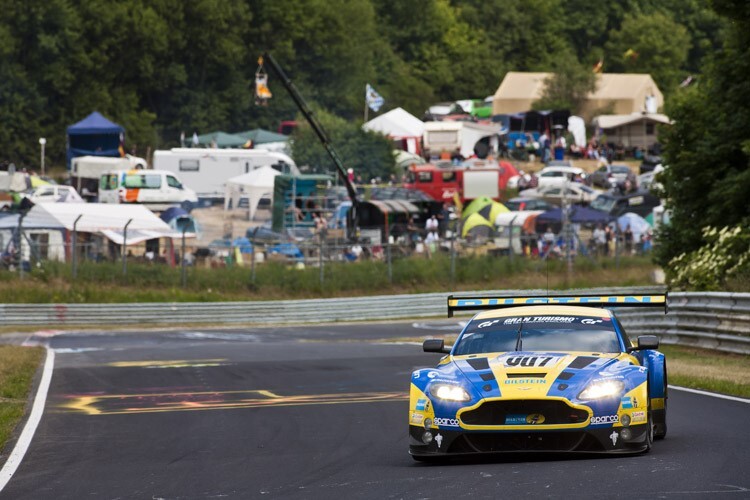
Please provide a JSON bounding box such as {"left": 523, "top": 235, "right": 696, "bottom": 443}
{"left": 122, "top": 219, "right": 133, "bottom": 276}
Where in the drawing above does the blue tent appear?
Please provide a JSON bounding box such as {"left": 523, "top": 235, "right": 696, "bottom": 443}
{"left": 66, "top": 111, "right": 124, "bottom": 169}
{"left": 537, "top": 206, "right": 613, "bottom": 225}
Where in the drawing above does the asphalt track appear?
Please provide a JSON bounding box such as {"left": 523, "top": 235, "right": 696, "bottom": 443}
{"left": 1, "top": 321, "right": 749, "bottom": 499}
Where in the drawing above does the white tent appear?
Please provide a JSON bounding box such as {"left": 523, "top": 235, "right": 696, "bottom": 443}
{"left": 24, "top": 202, "right": 190, "bottom": 245}
{"left": 224, "top": 165, "right": 281, "bottom": 220}
{"left": 363, "top": 107, "right": 424, "bottom": 138}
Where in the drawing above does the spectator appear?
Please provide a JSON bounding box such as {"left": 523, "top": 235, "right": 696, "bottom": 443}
{"left": 425, "top": 215, "right": 439, "bottom": 242}
{"left": 593, "top": 224, "right": 607, "bottom": 256}
{"left": 624, "top": 225, "right": 634, "bottom": 254}
{"left": 542, "top": 226, "right": 555, "bottom": 255}
{"left": 604, "top": 225, "right": 614, "bottom": 256}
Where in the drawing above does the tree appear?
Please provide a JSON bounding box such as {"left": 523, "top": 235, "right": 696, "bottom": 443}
{"left": 605, "top": 12, "right": 690, "bottom": 96}
{"left": 290, "top": 107, "right": 395, "bottom": 183}
{"left": 532, "top": 51, "right": 597, "bottom": 113}
{"left": 655, "top": 0, "right": 750, "bottom": 267}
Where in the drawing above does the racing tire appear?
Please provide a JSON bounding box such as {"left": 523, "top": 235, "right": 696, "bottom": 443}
{"left": 653, "top": 370, "right": 668, "bottom": 440}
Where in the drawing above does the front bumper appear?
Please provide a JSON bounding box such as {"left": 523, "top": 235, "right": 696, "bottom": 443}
{"left": 409, "top": 423, "right": 649, "bottom": 456}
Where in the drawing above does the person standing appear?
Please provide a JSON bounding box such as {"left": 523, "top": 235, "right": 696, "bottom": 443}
{"left": 624, "top": 225, "right": 634, "bottom": 255}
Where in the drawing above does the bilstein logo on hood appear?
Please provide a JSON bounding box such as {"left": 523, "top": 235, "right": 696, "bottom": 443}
{"left": 526, "top": 413, "right": 545, "bottom": 424}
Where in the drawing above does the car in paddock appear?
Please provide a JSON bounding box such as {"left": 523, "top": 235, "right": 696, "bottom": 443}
{"left": 409, "top": 294, "right": 668, "bottom": 460}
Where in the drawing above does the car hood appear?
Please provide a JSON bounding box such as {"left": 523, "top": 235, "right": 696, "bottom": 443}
{"left": 453, "top": 351, "right": 640, "bottom": 400}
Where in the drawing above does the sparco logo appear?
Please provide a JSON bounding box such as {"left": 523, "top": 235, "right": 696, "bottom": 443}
{"left": 433, "top": 417, "right": 460, "bottom": 427}
{"left": 590, "top": 415, "right": 619, "bottom": 424}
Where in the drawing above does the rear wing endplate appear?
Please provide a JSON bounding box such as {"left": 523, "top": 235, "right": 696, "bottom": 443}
{"left": 447, "top": 293, "right": 668, "bottom": 317}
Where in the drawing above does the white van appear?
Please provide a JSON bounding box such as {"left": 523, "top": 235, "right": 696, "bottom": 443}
{"left": 99, "top": 170, "right": 198, "bottom": 210}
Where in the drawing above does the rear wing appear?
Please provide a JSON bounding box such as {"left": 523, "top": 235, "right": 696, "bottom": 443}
{"left": 447, "top": 293, "right": 667, "bottom": 317}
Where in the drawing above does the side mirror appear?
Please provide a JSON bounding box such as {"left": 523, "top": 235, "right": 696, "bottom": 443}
{"left": 628, "top": 335, "right": 659, "bottom": 352}
{"left": 423, "top": 339, "right": 451, "bottom": 354}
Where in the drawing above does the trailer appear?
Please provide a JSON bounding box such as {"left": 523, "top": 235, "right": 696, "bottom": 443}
{"left": 422, "top": 121, "right": 505, "bottom": 160}
{"left": 152, "top": 148, "right": 299, "bottom": 199}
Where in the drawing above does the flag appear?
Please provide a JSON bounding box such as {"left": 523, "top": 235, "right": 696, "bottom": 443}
{"left": 192, "top": 132, "right": 199, "bottom": 146}
{"left": 180, "top": 131, "right": 185, "bottom": 147}
{"left": 623, "top": 48, "right": 638, "bottom": 61}
{"left": 366, "top": 84, "right": 384, "bottom": 112}
{"left": 118, "top": 132, "right": 126, "bottom": 157}
{"left": 592, "top": 59, "right": 603, "bottom": 74}
{"left": 679, "top": 75, "right": 694, "bottom": 88}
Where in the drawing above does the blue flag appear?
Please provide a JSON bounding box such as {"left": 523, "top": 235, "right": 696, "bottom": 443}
{"left": 366, "top": 84, "right": 384, "bottom": 112}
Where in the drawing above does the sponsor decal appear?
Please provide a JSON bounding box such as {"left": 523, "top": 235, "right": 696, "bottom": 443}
{"left": 610, "top": 430, "right": 618, "bottom": 445}
{"left": 526, "top": 413, "right": 545, "bottom": 424}
{"left": 503, "top": 316, "right": 576, "bottom": 325}
{"left": 505, "top": 414, "right": 527, "bottom": 425}
{"left": 631, "top": 411, "right": 646, "bottom": 423}
{"left": 435, "top": 433, "right": 443, "bottom": 449}
{"left": 503, "top": 355, "right": 559, "bottom": 368}
{"left": 621, "top": 396, "right": 633, "bottom": 409}
{"left": 410, "top": 413, "right": 424, "bottom": 425}
{"left": 416, "top": 399, "right": 428, "bottom": 411}
{"left": 433, "top": 417, "right": 459, "bottom": 427}
{"left": 591, "top": 414, "right": 619, "bottom": 424}
{"left": 427, "top": 371, "right": 439, "bottom": 379}
{"left": 413, "top": 371, "right": 420, "bottom": 378}
{"left": 504, "top": 379, "right": 548, "bottom": 385}
{"left": 581, "top": 319, "right": 604, "bottom": 325}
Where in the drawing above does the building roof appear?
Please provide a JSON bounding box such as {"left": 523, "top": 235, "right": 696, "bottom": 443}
{"left": 494, "top": 72, "right": 661, "bottom": 102}
{"left": 593, "top": 113, "right": 672, "bottom": 129}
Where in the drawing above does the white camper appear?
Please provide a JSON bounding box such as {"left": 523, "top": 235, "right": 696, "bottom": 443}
{"left": 99, "top": 169, "right": 198, "bottom": 210}
{"left": 152, "top": 148, "right": 299, "bottom": 199}
{"left": 423, "top": 121, "right": 504, "bottom": 159}
{"left": 71, "top": 155, "right": 147, "bottom": 199}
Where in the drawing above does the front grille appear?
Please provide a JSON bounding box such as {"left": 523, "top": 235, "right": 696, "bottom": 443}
{"left": 455, "top": 431, "right": 604, "bottom": 453}
{"left": 460, "top": 399, "right": 588, "bottom": 426}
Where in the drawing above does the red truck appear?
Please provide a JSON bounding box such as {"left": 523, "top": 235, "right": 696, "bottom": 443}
{"left": 403, "top": 159, "right": 519, "bottom": 204}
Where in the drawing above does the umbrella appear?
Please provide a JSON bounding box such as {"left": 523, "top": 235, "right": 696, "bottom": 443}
{"left": 617, "top": 212, "right": 651, "bottom": 241}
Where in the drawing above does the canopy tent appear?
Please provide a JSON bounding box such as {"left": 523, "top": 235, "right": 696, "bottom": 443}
{"left": 617, "top": 212, "right": 651, "bottom": 242}
{"left": 363, "top": 107, "right": 425, "bottom": 138}
{"left": 461, "top": 212, "right": 494, "bottom": 239}
{"left": 196, "top": 131, "right": 248, "bottom": 148}
{"left": 225, "top": 165, "right": 281, "bottom": 220}
{"left": 23, "top": 203, "right": 192, "bottom": 245}
{"left": 394, "top": 150, "right": 426, "bottom": 170}
{"left": 462, "top": 196, "right": 509, "bottom": 221}
{"left": 66, "top": 111, "right": 124, "bottom": 169}
{"left": 234, "top": 129, "right": 290, "bottom": 154}
{"left": 536, "top": 206, "right": 614, "bottom": 226}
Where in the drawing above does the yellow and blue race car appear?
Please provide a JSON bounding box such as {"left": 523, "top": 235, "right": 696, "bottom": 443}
{"left": 409, "top": 294, "right": 667, "bottom": 460}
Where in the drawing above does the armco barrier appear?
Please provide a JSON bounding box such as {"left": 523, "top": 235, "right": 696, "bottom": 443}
{"left": 1, "top": 288, "right": 748, "bottom": 355}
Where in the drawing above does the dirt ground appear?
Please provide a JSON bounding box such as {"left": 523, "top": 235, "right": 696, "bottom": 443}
{"left": 191, "top": 205, "right": 270, "bottom": 245}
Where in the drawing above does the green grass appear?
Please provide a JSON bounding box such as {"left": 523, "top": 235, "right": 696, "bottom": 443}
{"left": 0, "top": 346, "right": 44, "bottom": 453}
{"left": 661, "top": 345, "right": 750, "bottom": 398}
{"left": 0, "top": 255, "right": 659, "bottom": 303}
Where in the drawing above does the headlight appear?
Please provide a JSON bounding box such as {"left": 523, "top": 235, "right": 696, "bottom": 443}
{"left": 432, "top": 384, "right": 471, "bottom": 402}
{"left": 578, "top": 380, "right": 625, "bottom": 400}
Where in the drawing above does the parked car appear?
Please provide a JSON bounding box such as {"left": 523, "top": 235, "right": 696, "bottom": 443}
{"left": 588, "top": 164, "right": 636, "bottom": 189}
{"left": 536, "top": 165, "right": 587, "bottom": 188}
{"left": 519, "top": 183, "right": 600, "bottom": 206}
{"left": 505, "top": 197, "right": 557, "bottom": 212}
{"left": 28, "top": 185, "right": 85, "bottom": 203}
{"left": 590, "top": 189, "right": 662, "bottom": 218}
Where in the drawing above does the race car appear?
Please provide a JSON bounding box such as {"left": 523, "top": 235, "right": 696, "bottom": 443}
{"left": 409, "top": 294, "right": 667, "bottom": 460}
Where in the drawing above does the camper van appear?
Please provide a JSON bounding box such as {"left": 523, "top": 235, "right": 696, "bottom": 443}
{"left": 99, "top": 169, "right": 197, "bottom": 210}
{"left": 152, "top": 148, "right": 300, "bottom": 199}
{"left": 422, "top": 121, "right": 505, "bottom": 160}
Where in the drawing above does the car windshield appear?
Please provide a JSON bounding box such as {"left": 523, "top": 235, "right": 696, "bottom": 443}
{"left": 453, "top": 314, "right": 621, "bottom": 355}
{"left": 505, "top": 200, "right": 522, "bottom": 210}
{"left": 591, "top": 196, "right": 616, "bottom": 212}
{"left": 611, "top": 166, "right": 630, "bottom": 174}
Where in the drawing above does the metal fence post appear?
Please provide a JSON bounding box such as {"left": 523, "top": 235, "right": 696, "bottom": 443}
{"left": 318, "top": 232, "right": 324, "bottom": 286}
{"left": 72, "top": 214, "right": 82, "bottom": 279}
{"left": 17, "top": 211, "right": 25, "bottom": 279}
{"left": 387, "top": 237, "right": 392, "bottom": 283}
{"left": 450, "top": 219, "right": 457, "bottom": 288}
{"left": 250, "top": 228, "right": 257, "bottom": 284}
{"left": 122, "top": 218, "right": 133, "bottom": 276}
{"left": 181, "top": 226, "right": 187, "bottom": 288}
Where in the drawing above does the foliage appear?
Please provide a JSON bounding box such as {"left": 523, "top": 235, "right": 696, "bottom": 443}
{"left": 0, "top": 345, "right": 44, "bottom": 451}
{"left": 290, "top": 107, "right": 396, "bottom": 182}
{"left": 667, "top": 226, "right": 750, "bottom": 290}
{"left": 0, "top": 0, "right": 728, "bottom": 182}
{"left": 656, "top": 0, "right": 750, "bottom": 267}
{"left": 532, "top": 50, "right": 597, "bottom": 114}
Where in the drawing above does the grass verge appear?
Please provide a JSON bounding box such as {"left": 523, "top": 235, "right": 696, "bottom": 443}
{"left": 0, "top": 345, "right": 44, "bottom": 454}
{"left": 660, "top": 345, "right": 750, "bottom": 398}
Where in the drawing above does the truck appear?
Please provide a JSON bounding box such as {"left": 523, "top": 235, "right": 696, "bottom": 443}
{"left": 422, "top": 121, "right": 505, "bottom": 160}
{"left": 152, "top": 148, "right": 300, "bottom": 199}
{"left": 70, "top": 155, "right": 148, "bottom": 201}
{"left": 403, "top": 159, "right": 520, "bottom": 203}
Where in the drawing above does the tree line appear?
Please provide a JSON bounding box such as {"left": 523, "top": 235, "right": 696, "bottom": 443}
{"left": 0, "top": 0, "right": 724, "bottom": 170}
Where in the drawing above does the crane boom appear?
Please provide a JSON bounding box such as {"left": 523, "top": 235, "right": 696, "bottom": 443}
{"left": 261, "top": 53, "right": 359, "bottom": 239}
